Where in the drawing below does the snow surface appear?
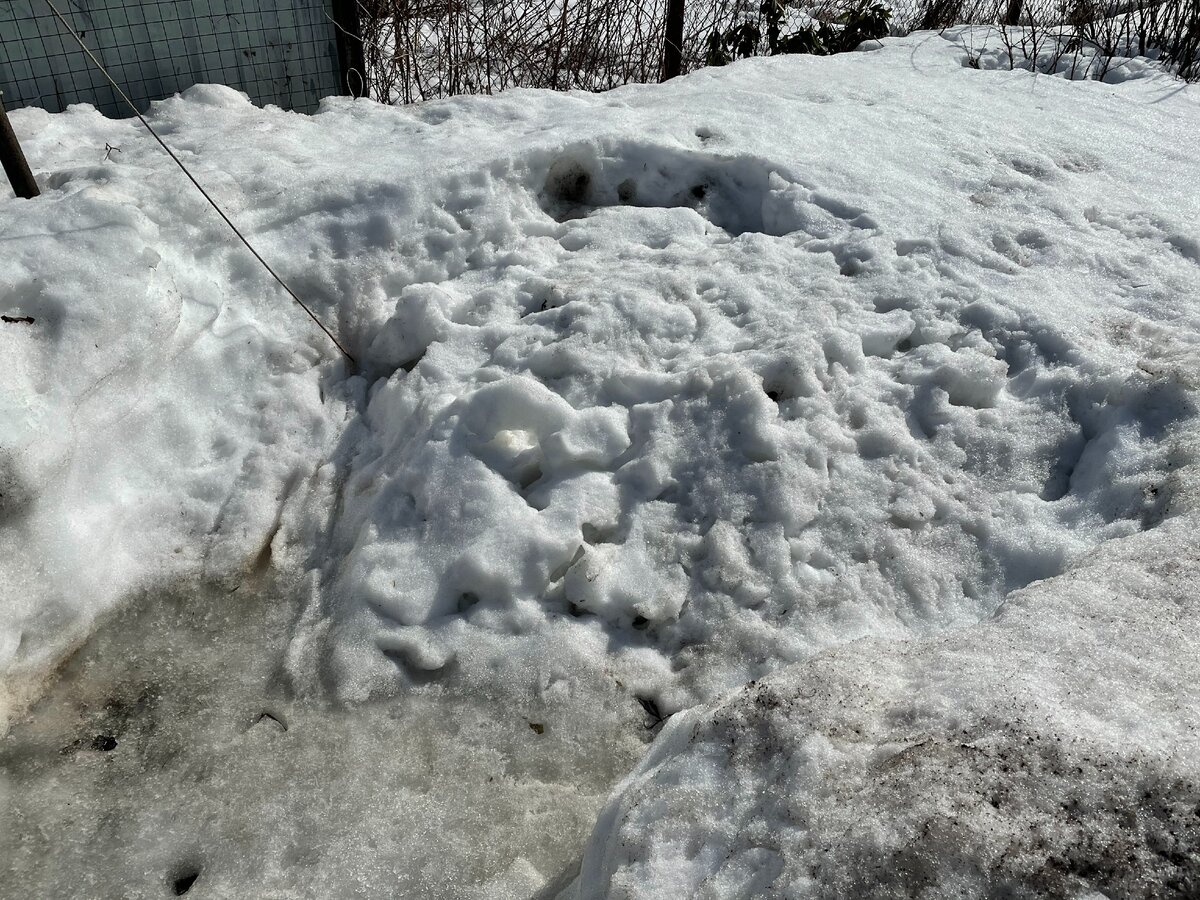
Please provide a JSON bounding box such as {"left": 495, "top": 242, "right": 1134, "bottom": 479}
{"left": 571, "top": 506, "right": 1200, "bottom": 899}
{"left": 2, "top": 26, "right": 1200, "bottom": 898}
{"left": 291, "top": 30, "right": 1200, "bottom": 719}
{"left": 1, "top": 577, "right": 646, "bottom": 898}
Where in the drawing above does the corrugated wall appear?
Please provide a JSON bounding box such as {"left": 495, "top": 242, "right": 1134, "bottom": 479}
{"left": 0, "top": 0, "right": 345, "bottom": 117}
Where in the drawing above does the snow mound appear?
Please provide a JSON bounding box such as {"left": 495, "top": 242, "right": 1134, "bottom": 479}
{"left": 0, "top": 108, "right": 336, "bottom": 720}
{"left": 572, "top": 503, "right": 1200, "bottom": 899}
{"left": 295, "top": 43, "right": 1200, "bottom": 711}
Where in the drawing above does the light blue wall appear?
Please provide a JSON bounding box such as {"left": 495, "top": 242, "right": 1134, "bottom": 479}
{"left": 0, "top": 0, "right": 343, "bottom": 116}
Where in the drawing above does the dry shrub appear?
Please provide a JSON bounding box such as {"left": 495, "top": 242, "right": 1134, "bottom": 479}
{"left": 360, "top": 0, "right": 742, "bottom": 102}
{"left": 355, "top": 0, "right": 1199, "bottom": 102}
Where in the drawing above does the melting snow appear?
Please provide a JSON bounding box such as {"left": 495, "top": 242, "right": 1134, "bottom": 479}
{"left": 2, "top": 27, "right": 1199, "bottom": 899}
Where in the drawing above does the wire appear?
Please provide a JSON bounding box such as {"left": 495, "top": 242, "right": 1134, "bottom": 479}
{"left": 41, "top": 0, "right": 358, "bottom": 369}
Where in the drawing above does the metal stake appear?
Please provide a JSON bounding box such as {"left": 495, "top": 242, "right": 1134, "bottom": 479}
{"left": 0, "top": 92, "right": 40, "bottom": 199}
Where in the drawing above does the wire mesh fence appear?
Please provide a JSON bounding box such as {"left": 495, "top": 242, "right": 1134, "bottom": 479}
{"left": 0, "top": 0, "right": 345, "bottom": 116}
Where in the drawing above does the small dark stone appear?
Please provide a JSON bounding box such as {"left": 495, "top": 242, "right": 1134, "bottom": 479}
{"left": 91, "top": 734, "right": 117, "bottom": 752}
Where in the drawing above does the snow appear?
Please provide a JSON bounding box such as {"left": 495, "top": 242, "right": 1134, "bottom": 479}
{"left": 571, "top": 502, "right": 1200, "bottom": 899}
{"left": 292, "top": 32, "right": 1200, "bottom": 718}
{"left": 1, "top": 577, "right": 646, "bottom": 897}
{"left": 0, "top": 93, "right": 340, "bottom": 718}
{"left": 2, "top": 27, "right": 1199, "bottom": 898}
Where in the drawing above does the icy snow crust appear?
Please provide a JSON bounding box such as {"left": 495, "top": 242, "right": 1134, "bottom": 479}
{"left": 574, "top": 510, "right": 1200, "bottom": 899}
{"left": 1, "top": 27, "right": 1199, "bottom": 897}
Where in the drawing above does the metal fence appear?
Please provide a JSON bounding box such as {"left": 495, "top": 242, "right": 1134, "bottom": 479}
{"left": 0, "top": 0, "right": 358, "bottom": 116}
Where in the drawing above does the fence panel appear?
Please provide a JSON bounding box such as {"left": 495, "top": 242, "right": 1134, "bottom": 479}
{"left": 0, "top": 0, "right": 346, "bottom": 116}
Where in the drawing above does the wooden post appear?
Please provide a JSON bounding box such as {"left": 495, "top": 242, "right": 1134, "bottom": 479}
{"left": 662, "top": 0, "right": 685, "bottom": 80}
{"left": 0, "top": 92, "right": 39, "bottom": 199}
{"left": 552, "top": 0, "right": 571, "bottom": 90}
{"left": 332, "top": 0, "right": 369, "bottom": 98}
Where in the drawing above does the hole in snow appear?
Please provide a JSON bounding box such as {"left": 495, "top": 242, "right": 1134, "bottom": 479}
{"left": 251, "top": 539, "right": 274, "bottom": 576}
{"left": 582, "top": 523, "right": 618, "bottom": 545}
{"left": 1141, "top": 482, "right": 1170, "bottom": 530}
{"left": 516, "top": 461, "right": 543, "bottom": 492}
{"left": 543, "top": 158, "right": 592, "bottom": 208}
{"left": 550, "top": 546, "right": 586, "bottom": 583}
{"left": 0, "top": 451, "right": 34, "bottom": 525}
{"left": 760, "top": 360, "right": 805, "bottom": 406}
{"left": 636, "top": 695, "right": 667, "bottom": 730}
{"left": 537, "top": 143, "right": 871, "bottom": 238}
{"left": 171, "top": 867, "right": 200, "bottom": 896}
{"left": 1040, "top": 433, "right": 1087, "bottom": 502}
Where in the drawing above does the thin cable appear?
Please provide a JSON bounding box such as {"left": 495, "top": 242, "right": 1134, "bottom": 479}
{"left": 42, "top": 0, "right": 357, "bottom": 368}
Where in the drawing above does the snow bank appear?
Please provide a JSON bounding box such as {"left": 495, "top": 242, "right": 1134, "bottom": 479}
{"left": 0, "top": 91, "right": 349, "bottom": 722}
{"left": 571, "top": 495, "right": 1200, "bottom": 898}
{"left": 3, "top": 28, "right": 1197, "bottom": 720}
